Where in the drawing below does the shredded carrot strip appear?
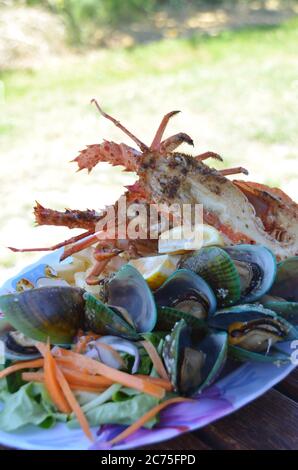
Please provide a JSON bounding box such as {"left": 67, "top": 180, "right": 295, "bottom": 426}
{"left": 67, "top": 384, "right": 108, "bottom": 393}
{"left": 108, "top": 397, "right": 193, "bottom": 446}
{"left": 56, "top": 356, "right": 96, "bottom": 375}
{"left": 52, "top": 347, "right": 165, "bottom": 399}
{"left": 60, "top": 367, "right": 114, "bottom": 387}
{"left": 0, "top": 358, "right": 44, "bottom": 379}
{"left": 55, "top": 365, "right": 94, "bottom": 441}
{"left": 136, "top": 375, "right": 173, "bottom": 392}
{"left": 36, "top": 342, "right": 71, "bottom": 414}
{"left": 22, "top": 371, "right": 44, "bottom": 382}
{"left": 140, "top": 340, "right": 169, "bottom": 381}
{"left": 22, "top": 372, "right": 108, "bottom": 393}
{"left": 36, "top": 342, "right": 94, "bottom": 439}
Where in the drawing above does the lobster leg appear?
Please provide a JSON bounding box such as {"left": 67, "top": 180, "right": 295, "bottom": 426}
{"left": 194, "top": 151, "right": 223, "bottom": 162}
{"left": 86, "top": 259, "right": 114, "bottom": 285}
{"left": 219, "top": 166, "right": 249, "bottom": 176}
{"left": 150, "top": 110, "right": 181, "bottom": 150}
{"left": 86, "top": 248, "right": 121, "bottom": 285}
{"left": 8, "top": 230, "right": 94, "bottom": 254}
{"left": 60, "top": 232, "right": 102, "bottom": 261}
{"left": 160, "top": 133, "right": 194, "bottom": 153}
{"left": 91, "top": 99, "right": 148, "bottom": 152}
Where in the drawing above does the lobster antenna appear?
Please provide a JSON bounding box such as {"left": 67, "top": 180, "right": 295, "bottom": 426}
{"left": 91, "top": 99, "right": 148, "bottom": 152}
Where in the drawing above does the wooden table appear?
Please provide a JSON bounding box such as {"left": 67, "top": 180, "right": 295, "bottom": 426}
{"left": 1, "top": 369, "right": 297, "bottom": 451}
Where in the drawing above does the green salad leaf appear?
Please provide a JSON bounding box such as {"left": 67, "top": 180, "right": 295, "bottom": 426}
{"left": 68, "top": 392, "right": 159, "bottom": 430}
{"left": 0, "top": 382, "right": 67, "bottom": 432}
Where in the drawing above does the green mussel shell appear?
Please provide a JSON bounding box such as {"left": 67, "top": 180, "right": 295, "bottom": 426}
{"left": 84, "top": 293, "right": 139, "bottom": 340}
{"left": 228, "top": 345, "right": 292, "bottom": 364}
{"left": 162, "top": 319, "right": 227, "bottom": 396}
{"left": 179, "top": 246, "right": 241, "bottom": 307}
{"left": 269, "top": 257, "right": 298, "bottom": 302}
{"left": 0, "top": 287, "right": 85, "bottom": 344}
{"left": 155, "top": 306, "right": 208, "bottom": 333}
{"left": 262, "top": 301, "right": 298, "bottom": 326}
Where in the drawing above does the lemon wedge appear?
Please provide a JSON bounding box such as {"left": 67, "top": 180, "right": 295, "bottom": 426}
{"left": 129, "top": 254, "right": 181, "bottom": 290}
{"left": 158, "top": 224, "right": 224, "bottom": 254}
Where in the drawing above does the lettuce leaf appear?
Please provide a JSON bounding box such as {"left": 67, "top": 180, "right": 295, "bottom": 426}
{"left": 68, "top": 393, "right": 158, "bottom": 429}
{"left": 0, "top": 382, "right": 67, "bottom": 432}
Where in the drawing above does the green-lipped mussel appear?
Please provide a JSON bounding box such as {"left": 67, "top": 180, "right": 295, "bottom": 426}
{"left": 155, "top": 269, "right": 217, "bottom": 319}
{"left": 208, "top": 304, "right": 298, "bottom": 363}
{"left": 179, "top": 244, "right": 277, "bottom": 307}
{"left": 0, "top": 330, "right": 41, "bottom": 361}
{"left": 162, "top": 319, "right": 228, "bottom": 396}
{"left": 224, "top": 245, "right": 277, "bottom": 303}
{"left": 179, "top": 246, "right": 240, "bottom": 307}
{"left": 85, "top": 264, "right": 157, "bottom": 339}
{"left": 0, "top": 286, "right": 85, "bottom": 344}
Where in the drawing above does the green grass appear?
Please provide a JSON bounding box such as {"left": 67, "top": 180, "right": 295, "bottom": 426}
{"left": 1, "top": 18, "right": 298, "bottom": 280}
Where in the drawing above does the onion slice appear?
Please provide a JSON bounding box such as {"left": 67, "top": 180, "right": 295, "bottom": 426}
{"left": 86, "top": 336, "right": 140, "bottom": 374}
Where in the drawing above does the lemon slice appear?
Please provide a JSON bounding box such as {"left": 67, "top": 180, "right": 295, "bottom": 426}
{"left": 129, "top": 254, "right": 180, "bottom": 290}
{"left": 158, "top": 224, "right": 224, "bottom": 254}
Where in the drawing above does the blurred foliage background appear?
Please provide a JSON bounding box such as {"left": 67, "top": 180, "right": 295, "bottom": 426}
{"left": 0, "top": 0, "right": 298, "bottom": 281}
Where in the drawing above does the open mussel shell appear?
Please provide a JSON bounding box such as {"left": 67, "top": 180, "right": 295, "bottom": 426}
{"left": 0, "top": 331, "right": 41, "bottom": 361}
{"left": 262, "top": 301, "right": 298, "bottom": 326}
{"left": 106, "top": 264, "right": 157, "bottom": 333}
{"left": 0, "top": 287, "right": 85, "bottom": 344}
{"left": 155, "top": 269, "right": 217, "bottom": 320}
{"left": 269, "top": 257, "right": 298, "bottom": 302}
{"left": 179, "top": 246, "right": 241, "bottom": 307}
{"left": 162, "top": 319, "right": 227, "bottom": 396}
{"left": 0, "top": 317, "right": 41, "bottom": 361}
{"left": 84, "top": 293, "right": 140, "bottom": 340}
{"left": 11, "top": 264, "right": 58, "bottom": 292}
{"left": 224, "top": 244, "right": 277, "bottom": 303}
{"left": 209, "top": 304, "right": 297, "bottom": 362}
